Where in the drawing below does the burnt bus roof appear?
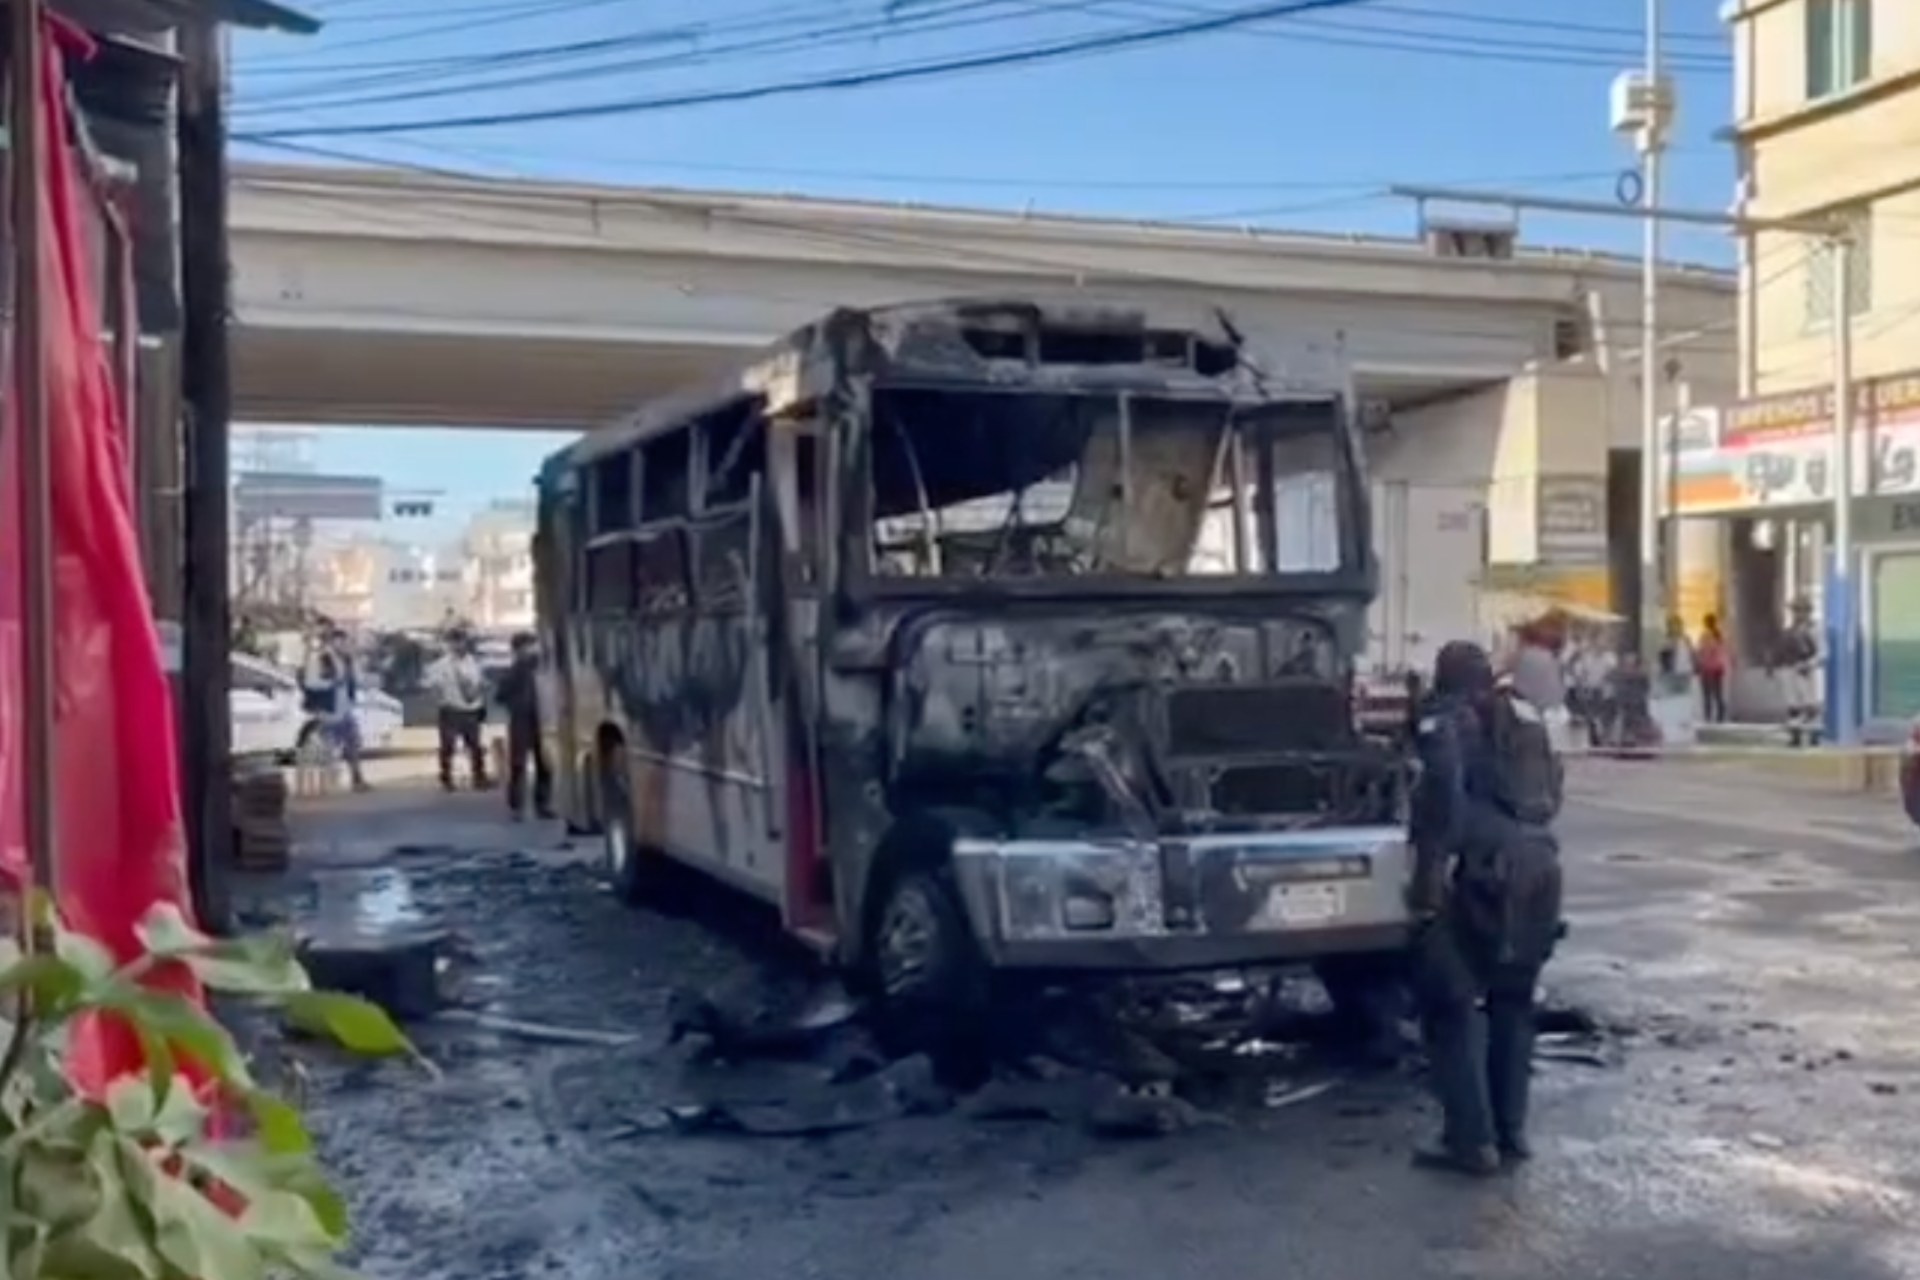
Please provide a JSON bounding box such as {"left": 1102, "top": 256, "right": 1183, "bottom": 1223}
{"left": 548, "top": 298, "right": 1349, "bottom": 478}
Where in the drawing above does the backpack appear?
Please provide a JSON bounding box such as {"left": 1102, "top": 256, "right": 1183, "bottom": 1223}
{"left": 1452, "top": 691, "right": 1565, "bottom": 965}
{"left": 1479, "top": 688, "right": 1562, "bottom": 827}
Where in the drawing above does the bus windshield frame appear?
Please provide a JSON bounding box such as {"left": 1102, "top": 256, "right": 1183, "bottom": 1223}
{"left": 840, "top": 381, "right": 1373, "bottom": 605}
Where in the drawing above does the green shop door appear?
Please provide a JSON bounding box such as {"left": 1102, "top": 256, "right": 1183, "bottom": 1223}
{"left": 1870, "top": 550, "right": 1920, "bottom": 721}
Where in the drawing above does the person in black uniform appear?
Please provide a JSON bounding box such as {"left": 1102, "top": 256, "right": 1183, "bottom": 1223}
{"left": 495, "top": 631, "right": 554, "bottom": 821}
{"left": 1408, "top": 640, "right": 1565, "bottom": 1177}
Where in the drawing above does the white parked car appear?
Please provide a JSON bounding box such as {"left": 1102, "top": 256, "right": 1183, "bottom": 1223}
{"left": 229, "top": 653, "right": 403, "bottom": 762}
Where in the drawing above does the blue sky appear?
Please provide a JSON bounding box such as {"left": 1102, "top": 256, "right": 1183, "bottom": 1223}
{"left": 227, "top": 0, "right": 1739, "bottom": 528}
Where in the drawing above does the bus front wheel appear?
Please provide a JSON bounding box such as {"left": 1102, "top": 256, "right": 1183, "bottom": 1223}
{"left": 862, "top": 863, "right": 988, "bottom": 1067}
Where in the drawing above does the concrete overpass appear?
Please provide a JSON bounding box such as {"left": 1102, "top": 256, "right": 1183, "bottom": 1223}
{"left": 226, "top": 162, "right": 1736, "bottom": 432}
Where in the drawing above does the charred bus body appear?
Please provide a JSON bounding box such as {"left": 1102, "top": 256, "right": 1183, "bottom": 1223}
{"left": 536, "top": 300, "right": 1414, "bottom": 1026}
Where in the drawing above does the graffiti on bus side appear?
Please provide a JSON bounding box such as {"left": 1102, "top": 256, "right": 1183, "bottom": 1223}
{"left": 587, "top": 509, "right": 764, "bottom": 775}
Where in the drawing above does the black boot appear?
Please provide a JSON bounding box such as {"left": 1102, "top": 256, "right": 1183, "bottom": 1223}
{"left": 1412, "top": 1144, "right": 1501, "bottom": 1178}
{"left": 1498, "top": 1134, "right": 1533, "bottom": 1165}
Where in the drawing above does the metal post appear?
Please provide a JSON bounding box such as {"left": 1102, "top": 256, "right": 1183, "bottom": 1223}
{"left": 1829, "top": 234, "right": 1856, "bottom": 744}
{"left": 11, "top": 0, "right": 56, "bottom": 892}
{"left": 178, "top": 19, "right": 235, "bottom": 932}
{"left": 1637, "top": 0, "right": 1666, "bottom": 655}
{"left": 1116, "top": 392, "right": 1134, "bottom": 564}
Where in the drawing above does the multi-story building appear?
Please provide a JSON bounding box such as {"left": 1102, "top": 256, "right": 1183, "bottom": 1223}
{"left": 1674, "top": 0, "right": 1920, "bottom": 726}
{"left": 460, "top": 499, "right": 536, "bottom": 632}
{"left": 308, "top": 536, "right": 466, "bottom": 632}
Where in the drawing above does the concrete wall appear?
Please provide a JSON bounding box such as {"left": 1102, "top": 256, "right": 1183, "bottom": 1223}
{"left": 1377, "top": 353, "right": 1737, "bottom": 623}
{"left": 1386, "top": 367, "right": 1622, "bottom": 568}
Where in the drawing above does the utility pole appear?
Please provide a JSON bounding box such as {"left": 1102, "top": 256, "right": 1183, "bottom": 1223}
{"left": 178, "top": 16, "right": 235, "bottom": 933}
{"left": 1829, "top": 236, "right": 1857, "bottom": 744}
{"left": 1636, "top": 0, "right": 1672, "bottom": 651}
{"left": 10, "top": 0, "right": 57, "bottom": 892}
{"left": 1598, "top": 4, "right": 1679, "bottom": 650}
{"left": 1388, "top": 183, "right": 1860, "bottom": 742}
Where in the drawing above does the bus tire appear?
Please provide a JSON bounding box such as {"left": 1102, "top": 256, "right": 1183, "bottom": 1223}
{"left": 862, "top": 862, "right": 989, "bottom": 1067}
{"left": 598, "top": 759, "right": 652, "bottom": 907}
{"left": 567, "top": 752, "right": 603, "bottom": 838}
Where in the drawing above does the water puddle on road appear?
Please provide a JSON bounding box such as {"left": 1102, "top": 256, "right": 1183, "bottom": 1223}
{"left": 306, "top": 867, "right": 433, "bottom": 942}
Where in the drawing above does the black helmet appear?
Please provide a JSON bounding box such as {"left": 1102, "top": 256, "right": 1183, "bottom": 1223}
{"left": 1432, "top": 640, "right": 1495, "bottom": 699}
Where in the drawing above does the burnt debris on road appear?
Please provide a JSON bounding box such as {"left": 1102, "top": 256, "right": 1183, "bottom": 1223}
{"left": 249, "top": 796, "right": 1636, "bottom": 1160}
{"left": 245, "top": 770, "right": 1920, "bottom": 1280}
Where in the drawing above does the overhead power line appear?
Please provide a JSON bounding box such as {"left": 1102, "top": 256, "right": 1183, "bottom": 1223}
{"left": 236, "top": 0, "right": 1023, "bottom": 114}
{"left": 236, "top": 0, "right": 1730, "bottom": 130}
{"left": 1363, "top": 2, "right": 1725, "bottom": 47}
{"left": 1108, "top": 0, "right": 1727, "bottom": 70}
{"left": 240, "top": 0, "right": 1411, "bottom": 139}
{"left": 242, "top": 0, "right": 865, "bottom": 76}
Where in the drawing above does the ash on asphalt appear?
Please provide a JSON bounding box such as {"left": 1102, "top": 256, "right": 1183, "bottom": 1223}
{"left": 251, "top": 792, "right": 1623, "bottom": 1280}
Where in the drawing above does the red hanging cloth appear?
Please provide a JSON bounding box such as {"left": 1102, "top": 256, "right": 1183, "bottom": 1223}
{"left": 1, "top": 13, "right": 208, "bottom": 1097}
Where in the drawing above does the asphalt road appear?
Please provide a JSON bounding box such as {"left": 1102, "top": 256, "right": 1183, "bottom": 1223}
{"left": 271, "top": 760, "right": 1920, "bottom": 1280}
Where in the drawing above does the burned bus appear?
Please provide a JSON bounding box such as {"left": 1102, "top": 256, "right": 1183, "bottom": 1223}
{"left": 534, "top": 300, "right": 1414, "bottom": 1032}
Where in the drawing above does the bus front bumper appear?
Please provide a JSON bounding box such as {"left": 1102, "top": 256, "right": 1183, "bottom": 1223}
{"left": 948, "top": 825, "right": 1413, "bottom": 972}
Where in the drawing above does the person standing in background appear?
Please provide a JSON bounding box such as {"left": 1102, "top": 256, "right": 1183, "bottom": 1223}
{"left": 1659, "top": 615, "right": 1696, "bottom": 699}
{"left": 300, "top": 622, "right": 370, "bottom": 792}
{"left": 426, "top": 630, "right": 491, "bottom": 791}
{"left": 495, "top": 631, "right": 554, "bottom": 821}
{"left": 1565, "top": 632, "right": 1617, "bottom": 747}
{"left": 1771, "top": 600, "right": 1822, "bottom": 748}
{"left": 1696, "top": 614, "right": 1730, "bottom": 724}
{"left": 1506, "top": 615, "right": 1571, "bottom": 754}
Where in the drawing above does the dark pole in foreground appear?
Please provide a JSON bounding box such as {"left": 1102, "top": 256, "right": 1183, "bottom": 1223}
{"left": 12, "top": 0, "right": 57, "bottom": 894}
{"left": 177, "top": 18, "right": 234, "bottom": 933}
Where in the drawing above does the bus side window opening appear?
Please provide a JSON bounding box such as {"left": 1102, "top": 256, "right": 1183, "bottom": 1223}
{"left": 641, "top": 428, "right": 692, "bottom": 523}
{"left": 703, "top": 405, "right": 767, "bottom": 512}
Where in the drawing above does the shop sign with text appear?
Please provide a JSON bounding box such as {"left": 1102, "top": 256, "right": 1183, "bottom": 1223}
{"left": 1666, "top": 371, "right": 1920, "bottom": 515}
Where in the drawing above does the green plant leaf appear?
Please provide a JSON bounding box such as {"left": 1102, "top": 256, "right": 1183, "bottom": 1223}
{"left": 104, "top": 1074, "right": 207, "bottom": 1148}
{"left": 282, "top": 993, "right": 412, "bottom": 1058}
{"left": 238, "top": 1186, "right": 337, "bottom": 1253}
{"left": 0, "top": 954, "right": 91, "bottom": 1018}
{"left": 143, "top": 1159, "right": 267, "bottom": 1280}
{"left": 240, "top": 1088, "right": 312, "bottom": 1156}
{"left": 179, "top": 1141, "right": 348, "bottom": 1242}
{"left": 8, "top": 1226, "right": 49, "bottom": 1280}
{"left": 103, "top": 1079, "right": 157, "bottom": 1135}
{"left": 14, "top": 1145, "right": 102, "bottom": 1233}
{"left": 275, "top": 1250, "right": 362, "bottom": 1280}
{"left": 50, "top": 926, "right": 118, "bottom": 992}
{"left": 128, "top": 905, "right": 205, "bottom": 958}
{"left": 133, "top": 908, "right": 309, "bottom": 997}
{"left": 32, "top": 1131, "right": 164, "bottom": 1280}
{"left": 262, "top": 1154, "right": 349, "bottom": 1243}
{"left": 92, "top": 987, "right": 253, "bottom": 1090}
{"left": 129, "top": 1023, "right": 177, "bottom": 1117}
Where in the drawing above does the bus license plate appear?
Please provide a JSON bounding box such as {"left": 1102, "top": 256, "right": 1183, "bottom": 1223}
{"left": 1265, "top": 883, "right": 1345, "bottom": 927}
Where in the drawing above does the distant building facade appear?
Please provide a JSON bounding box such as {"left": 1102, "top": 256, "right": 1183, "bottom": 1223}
{"left": 459, "top": 499, "right": 536, "bottom": 632}
{"left": 1675, "top": 0, "right": 1920, "bottom": 726}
